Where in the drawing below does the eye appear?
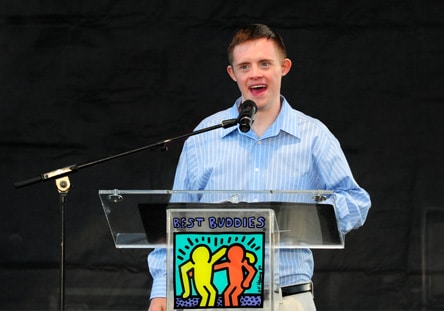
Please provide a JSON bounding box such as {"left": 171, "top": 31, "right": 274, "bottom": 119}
{"left": 238, "top": 64, "right": 250, "bottom": 71}
{"left": 260, "top": 61, "right": 271, "bottom": 68}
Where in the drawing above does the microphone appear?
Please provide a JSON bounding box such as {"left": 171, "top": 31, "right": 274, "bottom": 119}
{"left": 238, "top": 100, "right": 257, "bottom": 132}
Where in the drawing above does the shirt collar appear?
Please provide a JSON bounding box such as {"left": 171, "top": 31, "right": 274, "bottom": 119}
{"left": 270, "top": 96, "right": 300, "bottom": 138}
{"left": 220, "top": 97, "right": 244, "bottom": 138}
{"left": 221, "top": 95, "right": 301, "bottom": 139}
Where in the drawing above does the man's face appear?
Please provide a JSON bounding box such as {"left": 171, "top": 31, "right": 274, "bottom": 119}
{"left": 227, "top": 38, "right": 291, "bottom": 112}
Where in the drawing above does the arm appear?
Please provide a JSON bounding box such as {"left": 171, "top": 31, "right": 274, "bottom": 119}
{"left": 147, "top": 248, "right": 167, "bottom": 299}
{"left": 210, "top": 246, "right": 227, "bottom": 264}
{"left": 179, "top": 261, "right": 194, "bottom": 298}
{"left": 316, "top": 135, "right": 371, "bottom": 233}
{"left": 242, "top": 259, "right": 258, "bottom": 288}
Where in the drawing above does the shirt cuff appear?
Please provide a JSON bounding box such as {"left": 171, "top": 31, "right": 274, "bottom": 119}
{"left": 150, "top": 274, "right": 167, "bottom": 299}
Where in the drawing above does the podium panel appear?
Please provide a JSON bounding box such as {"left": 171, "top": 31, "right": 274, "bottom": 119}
{"left": 98, "top": 190, "right": 344, "bottom": 249}
{"left": 166, "top": 208, "right": 278, "bottom": 310}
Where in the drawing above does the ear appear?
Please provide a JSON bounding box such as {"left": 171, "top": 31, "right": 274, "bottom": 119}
{"left": 281, "top": 58, "right": 292, "bottom": 76}
{"left": 227, "top": 65, "right": 237, "bottom": 82}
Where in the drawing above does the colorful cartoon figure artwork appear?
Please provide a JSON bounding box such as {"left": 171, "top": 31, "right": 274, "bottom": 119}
{"left": 180, "top": 245, "right": 227, "bottom": 307}
{"left": 214, "top": 244, "right": 258, "bottom": 307}
{"left": 174, "top": 233, "right": 264, "bottom": 309}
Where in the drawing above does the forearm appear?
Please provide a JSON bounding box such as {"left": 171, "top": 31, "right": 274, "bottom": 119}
{"left": 334, "top": 186, "right": 371, "bottom": 233}
{"left": 147, "top": 248, "right": 167, "bottom": 299}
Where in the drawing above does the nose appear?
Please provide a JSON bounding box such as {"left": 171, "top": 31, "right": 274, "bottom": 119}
{"left": 249, "top": 64, "right": 262, "bottom": 78}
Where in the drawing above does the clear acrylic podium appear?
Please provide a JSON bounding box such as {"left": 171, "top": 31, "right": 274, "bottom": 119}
{"left": 99, "top": 190, "right": 344, "bottom": 311}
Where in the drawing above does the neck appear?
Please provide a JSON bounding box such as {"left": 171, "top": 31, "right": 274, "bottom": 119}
{"left": 251, "top": 100, "right": 282, "bottom": 137}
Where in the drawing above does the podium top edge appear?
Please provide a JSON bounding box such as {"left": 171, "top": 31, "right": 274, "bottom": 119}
{"left": 98, "top": 189, "right": 334, "bottom": 195}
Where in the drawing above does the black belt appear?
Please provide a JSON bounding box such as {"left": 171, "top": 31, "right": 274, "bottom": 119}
{"left": 281, "top": 282, "right": 313, "bottom": 297}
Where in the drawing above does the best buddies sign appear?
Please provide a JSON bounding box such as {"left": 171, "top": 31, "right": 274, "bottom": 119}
{"left": 167, "top": 208, "right": 275, "bottom": 310}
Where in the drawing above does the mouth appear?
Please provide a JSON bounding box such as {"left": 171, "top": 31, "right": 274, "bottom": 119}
{"left": 249, "top": 84, "right": 267, "bottom": 96}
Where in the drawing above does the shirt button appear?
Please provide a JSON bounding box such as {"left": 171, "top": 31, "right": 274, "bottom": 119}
{"left": 254, "top": 168, "right": 259, "bottom": 173}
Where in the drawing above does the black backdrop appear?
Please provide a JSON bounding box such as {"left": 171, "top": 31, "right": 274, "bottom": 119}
{"left": 1, "top": 1, "right": 443, "bottom": 310}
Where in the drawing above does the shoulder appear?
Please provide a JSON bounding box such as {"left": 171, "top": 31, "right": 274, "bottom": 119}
{"left": 182, "top": 104, "right": 238, "bottom": 149}
{"left": 296, "top": 110, "right": 332, "bottom": 134}
{"left": 282, "top": 99, "right": 335, "bottom": 140}
{"left": 195, "top": 106, "right": 235, "bottom": 130}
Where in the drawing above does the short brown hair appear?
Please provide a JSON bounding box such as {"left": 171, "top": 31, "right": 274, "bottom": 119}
{"left": 227, "top": 24, "right": 287, "bottom": 65}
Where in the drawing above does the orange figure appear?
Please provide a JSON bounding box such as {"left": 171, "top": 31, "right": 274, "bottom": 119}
{"left": 214, "top": 244, "right": 258, "bottom": 307}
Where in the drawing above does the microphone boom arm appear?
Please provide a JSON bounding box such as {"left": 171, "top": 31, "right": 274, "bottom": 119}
{"left": 14, "top": 118, "right": 238, "bottom": 188}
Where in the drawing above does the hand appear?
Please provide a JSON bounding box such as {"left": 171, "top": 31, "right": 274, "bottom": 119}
{"left": 242, "top": 280, "right": 251, "bottom": 289}
{"left": 148, "top": 297, "right": 166, "bottom": 311}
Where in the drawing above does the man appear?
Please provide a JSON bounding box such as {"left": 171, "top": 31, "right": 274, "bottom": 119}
{"left": 148, "top": 24, "right": 371, "bottom": 311}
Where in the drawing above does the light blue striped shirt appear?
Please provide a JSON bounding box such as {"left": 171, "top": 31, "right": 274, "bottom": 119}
{"left": 148, "top": 96, "right": 371, "bottom": 298}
